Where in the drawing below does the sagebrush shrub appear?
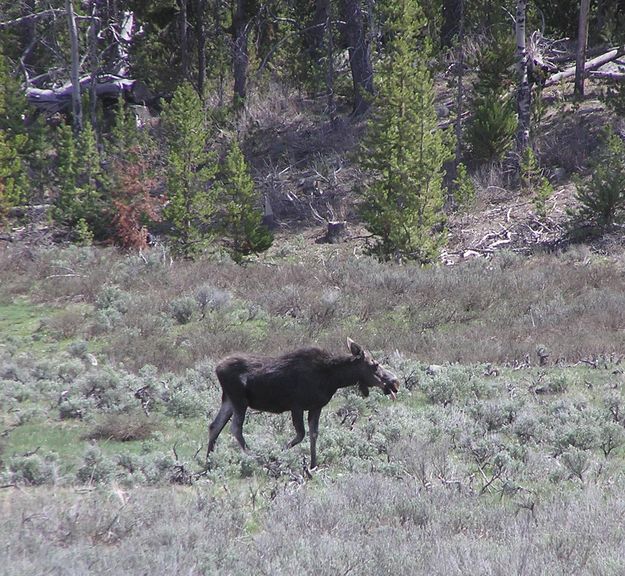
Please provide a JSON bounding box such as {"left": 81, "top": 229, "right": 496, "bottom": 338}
{"left": 170, "top": 296, "right": 196, "bottom": 324}
{"left": 5, "top": 453, "right": 58, "bottom": 486}
{"left": 76, "top": 446, "right": 116, "bottom": 484}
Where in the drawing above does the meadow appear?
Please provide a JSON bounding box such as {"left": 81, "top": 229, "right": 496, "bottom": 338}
{"left": 2, "top": 240, "right": 625, "bottom": 574}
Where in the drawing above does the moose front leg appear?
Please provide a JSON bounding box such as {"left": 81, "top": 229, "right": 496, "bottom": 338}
{"left": 287, "top": 409, "right": 306, "bottom": 448}
{"left": 231, "top": 404, "right": 249, "bottom": 452}
{"left": 206, "top": 397, "right": 234, "bottom": 461}
{"left": 307, "top": 407, "right": 322, "bottom": 469}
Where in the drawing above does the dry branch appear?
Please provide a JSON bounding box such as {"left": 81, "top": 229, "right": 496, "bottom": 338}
{"left": 588, "top": 70, "right": 625, "bottom": 81}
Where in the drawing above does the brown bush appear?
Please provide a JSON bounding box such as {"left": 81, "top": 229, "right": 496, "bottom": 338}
{"left": 85, "top": 413, "right": 158, "bottom": 442}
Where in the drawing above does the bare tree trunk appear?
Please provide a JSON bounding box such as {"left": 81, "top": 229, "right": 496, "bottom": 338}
{"left": 448, "top": 0, "right": 465, "bottom": 208}
{"left": 88, "top": 0, "right": 99, "bottom": 130}
{"left": 326, "top": 15, "right": 336, "bottom": 122}
{"left": 453, "top": 0, "right": 465, "bottom": 169}
{"left": 213, "top": 0, "right": 225, "bottom": 106}
{"left": 178, "top": 0, "right": 189, "bottom": 80}
{"left": 232, "top": 0, "right": 249, "bottom": 103}
{"left": 441, "top": 0, "right": 462, "bottom": 48}
{"left": 341, "top": 0, "right": 374, "bottom": 116}
{"left": 515, "top": 0, "right": 530, "bottom": 160}
{"left": 574, "top": 0, "right": 591, "bottom": 98}
{"left": 307, "top": 0, "right": 329, "bottom": 62}
{"left": 195, "top": 0, "right": 207, "bottom": 95}
{"left": 66, "top": 0, "right": 82, "bottom": 132}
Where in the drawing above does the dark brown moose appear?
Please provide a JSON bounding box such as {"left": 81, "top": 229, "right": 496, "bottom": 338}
{"left": 206, "top": 339, "right": 400, "bottom": 469}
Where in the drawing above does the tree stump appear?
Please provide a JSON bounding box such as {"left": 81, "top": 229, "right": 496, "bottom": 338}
{"left": 326, "top": 220, "right": 348, "bottom": 243}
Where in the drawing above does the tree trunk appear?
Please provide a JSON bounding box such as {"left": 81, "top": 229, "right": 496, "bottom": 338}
{"left": 326, "top": 16, "right": 337, "bottom": 121}
{"left": 449, "top": 0, "right": 465, "bottom": 207}
{"left": 213, "top": 0, "right": 225, "bottom": 106}
{"left": 306, "top": 0, "right": 329, "bottom": 62}
{"left": 232, "top": 0, "right": 249, "bottom": 102}
{"left": 178, "top": 0, "right": 189, "bottom": 80}
{"left": 441, "top": 0, "right": 462, "bottom": 48}
{"left": 66, "top": 0, "right": 82, "bottom": 132}
{"left": 88, "top": 0, "right": 99, "bottom": 130}
{"left": 341, "top": 0, "right": 374, "bottom": 116}
{"left": 514, "top": 0, "right": 530, "bottom": 160}
{"left": 574, "top": 0, "right": 591, "bottom": 98}
{"left": 194, "top": 0, "right": 207, "bottom": 95}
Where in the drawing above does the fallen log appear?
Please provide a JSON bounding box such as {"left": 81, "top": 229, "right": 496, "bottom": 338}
{"left": 25, "top": 75, "right": 153, "bottom": 114}
{"left": 545, "top": 46, "right": 625, "bottom": 86}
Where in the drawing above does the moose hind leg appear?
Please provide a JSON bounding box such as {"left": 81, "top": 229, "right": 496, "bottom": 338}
{"left": 308, "top": 408, "right": 322, "bottom": 469}
{"left": 286, "top": 409, "right": 305, "bottom": 449}
{"left": 207, "top": 399, "right": 234, "bottom": 460}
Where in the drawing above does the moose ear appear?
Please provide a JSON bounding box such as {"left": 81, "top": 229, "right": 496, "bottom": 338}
{"left": 347, "top": 338, "right": 364, "bottom": 358}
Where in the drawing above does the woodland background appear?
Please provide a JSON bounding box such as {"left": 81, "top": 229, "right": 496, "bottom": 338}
{"left": 3, "top": 1, "right": 625, "bottom": 574}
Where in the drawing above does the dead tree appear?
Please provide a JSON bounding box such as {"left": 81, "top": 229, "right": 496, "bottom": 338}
{"left": 66, "top": 0, "right": 82, "bottom": 132}
{"left": 515, "top": 0, "right": 531, "bottom": 161}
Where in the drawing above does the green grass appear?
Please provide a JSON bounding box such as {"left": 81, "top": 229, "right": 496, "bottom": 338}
{"left": 0, "top": 301, "right": 47, "bottom": 341}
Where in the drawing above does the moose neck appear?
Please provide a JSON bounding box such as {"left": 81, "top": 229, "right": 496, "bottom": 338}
{"left": 326, "top": 354, "right": 363, "bottom": 391}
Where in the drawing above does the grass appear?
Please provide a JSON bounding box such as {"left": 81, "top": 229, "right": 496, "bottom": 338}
{"left": 3, "top": 243, "right": 625, "bottom": 573}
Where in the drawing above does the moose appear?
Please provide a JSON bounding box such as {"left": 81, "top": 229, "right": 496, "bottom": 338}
{"left": 206, "top": 339, "right": 400, "bottom": 469}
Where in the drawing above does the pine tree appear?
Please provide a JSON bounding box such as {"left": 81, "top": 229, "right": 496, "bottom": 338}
{"left": 573, "top": 128, "right": 625, "bottom": 230}
{"left": 53, "top": 122, "right": 110, "bottom": 239}
{"left": 162, "top": 82, "right": 217, "bottom": 256}
{"left": 217, "top": 140, "right": 273, "bottom": 262}
{"left": 359, "top": 0, "right": 449, "bottom": 262}
{"left": 106, "top": 96, "right": 140, "bottom": 159}
{"left": 0, "top": 54, "right": 28, "bottom": 218}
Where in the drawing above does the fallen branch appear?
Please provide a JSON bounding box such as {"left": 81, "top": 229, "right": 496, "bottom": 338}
{"left": 587, "top": 70, "right": 625, "bottom": 81}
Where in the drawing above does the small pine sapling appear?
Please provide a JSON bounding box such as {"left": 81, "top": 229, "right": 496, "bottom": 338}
{"left": 572, "top": 128, "right": 625, "bottom": 230}
{"left": 217, "top": 139, "right": 273, "bottom": 262}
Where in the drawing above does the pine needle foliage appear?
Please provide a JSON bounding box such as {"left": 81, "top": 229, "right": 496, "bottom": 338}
{"left": 573, "top": 128, "right": 625, "bottom": 230}
{"left": 217, "top": 139, "right": 273, "bottom": 262}
{"left": 53, "top": 122, "right": 110, "bottom": 240}
{"left": 161, "top": 82, "right": 218, "bottom": 257}
{"left": 0, "top": 54, "right": 28, "bottom": 218}
{"left": 359, "top": 0, "right": 449, "bottom": 262}
{"left": 465, "top": 32, "right": 517, "bottom": 163}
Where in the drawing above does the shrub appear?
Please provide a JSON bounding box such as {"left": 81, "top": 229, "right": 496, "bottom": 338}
{"left": 76, "top": 446, "right": 116, "bottom": 484}
{"left": 170, "top": 296, "right": 196, "bottom": 324}
{"left": 86, "top": 413, "right": 158, "bottom": 442}
{"left": 195, "top": 285, "right": 231, "bottom": 318}
{"left": 6, "top": 453, "right": 57, "bottom": 486}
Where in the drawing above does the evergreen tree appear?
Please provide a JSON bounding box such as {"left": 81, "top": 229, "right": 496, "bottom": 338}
{"left": 162, "top": 82, "right": 217, "bottom": 256}
{"left": 53, "top": 122, "right": 110, "bottom": 239}
{"left": 0, "top": 54, "right": 28, "bottom": 218}
{"left": 573, "top": 128, "right": 625, "bottom": 230}
{"left": 106, "top": 96, "right": 141, "bottom": 159}
{"left": 217, "top": 139, "right": 273, "bottom": 262}
{"left": 465, "top": 31, "right": 517, "bottom": 163}
{"left": 359, "top": 0, "right": 449, "bottom": 262}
